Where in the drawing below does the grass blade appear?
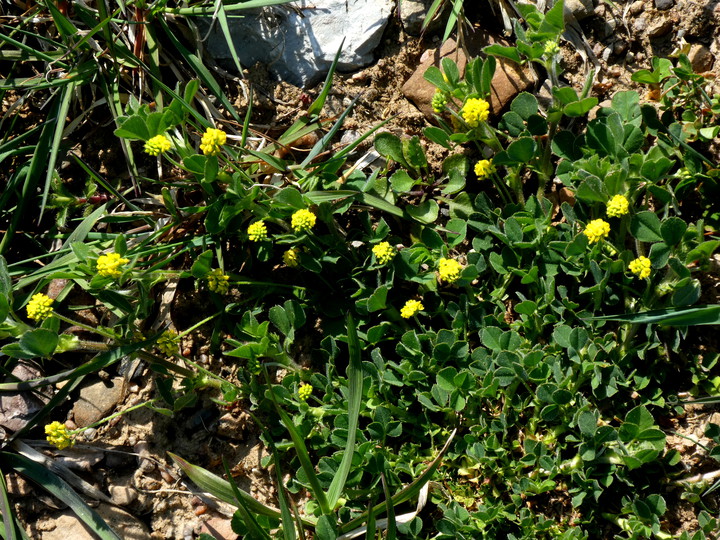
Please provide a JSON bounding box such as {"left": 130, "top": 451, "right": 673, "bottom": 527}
{"left": 326, "top": 313, "right": 363, "bottom": 508}
{"left": 2, "top": 452, "right": 121, "bottom": 540}
{"left": 0, "top": 465, "right": 20, "bottom": 540}
{"left": 222, "top": 459, "right": 271, "bottom": 540}
{"left": 339, "top": 429, "right": 456, "bottom": 534}
{"left": 587, "top": 304, "right": 720, "bottom": 326}
{"left": 307, "top": 38, "right": 345, "bottom": 118}
{"left": 380, "top": 470, "right": 396, "bottom": 540}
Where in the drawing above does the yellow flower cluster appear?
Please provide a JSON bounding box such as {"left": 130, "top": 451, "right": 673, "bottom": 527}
{"left": 629, "top": 256, "right": 651, "bottom": 279}
{"left": 400, "top": 299, "right": 424, "bottom": 319}
{"left": 26, "top": 293, "right": 54, "bottom": 321}
{"left": 247, "top": 221, "right": 268, "bottom": 242}
{"left": 372, "top": 242, "right": 396, "bottom": 265}
{"left": 438, "top": 258, "right": 463, "bottom": 283}
{"left": 283, "top": 248, "right": 300, "bottom": 267}
{"left": 207, "top": 268, "right": 229, "bottom": 294}
{"left": 474, "top": 159, "right": 496, "bottom": 179}
{"left": 584, "top": 219, "right": 610, "bottom": 243}
{"left": 461, "top": 98, "right": 490, "bottom": 127}
{"left": 144, "top": 134, "right": 172, "bottom": 156}
{"left": 298, "top": 383, "right": 312, "bottom": 401}
{"left": 606, "top": 195, "right": 629, "bottom": 218}
{"left": 97, "top": 252, "right": 130, "bottom": 278}
{"left": 199, "top": 128, "right": 227, "bottom": 156}
{"left": 157, "top": 329, "right": 179, "bottom": 357}
{"left": 431, "top": 89, "right": 448, "bottom": 113}
{"left": 291, "top": 209, "right": 316, "bottom": 233}
{"left": 544, "top": 40, "right": 560, "bottom": 56}
{"left": 45, "top": 421, "right": 74, "bottom": 450}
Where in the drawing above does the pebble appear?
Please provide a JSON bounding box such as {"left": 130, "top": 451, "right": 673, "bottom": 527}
{"left": 647, "top": 18, "right": 673, "bottom": 38}
{"left": 608, "top": 66, "right": 623, "bottom": 78}
{"left": 633, "top": 17, "right": 647, "bottom": 33}
{"left": 72, "top": 377, "right": 126, "bottom": 428}
{"left": 110, "top": 485, "right": 138, "bottom": 506}
{"left": 626, "top": 51, "right": 636, "bottom": 63}
{"left": 688, "top": 43, "right": 714, "bottom": 72}
{"left": 629, "top": 0, "right": 645, "bottom": 14}
{"left": 199, "top": 516, "right": 238, "bottom": 540}
{"left": 654, "top": 0, "right": 674, "bottom": 10}
{"left": 613, "top": 41, "right": 628, "bottom": 56}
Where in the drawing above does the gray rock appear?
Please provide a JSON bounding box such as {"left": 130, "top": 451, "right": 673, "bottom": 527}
{"left": 647, "top": 17, "right": 673, "bottom": 38}
{"left": 629, "top": 0, "right": 645, "bottom": 15}
{"left": 202, "top": 0, "right": 394, "bottom": 87}
{"left": 564, "top": 0, "right": 594, "bottom": 21}
{"left": 40, "top": 506, "right": 150, "bottom": 540}
{"left": 400, "top": 0, "right": 433, "bottom": 35}
{"left": 72, "top": 377, "right": 125, "bottom": 428}
{"left": 654, "top": 0, "right": 674, "bottom": 10}
{"left": 0, "top": 361, "right": 51, "bottom": 432}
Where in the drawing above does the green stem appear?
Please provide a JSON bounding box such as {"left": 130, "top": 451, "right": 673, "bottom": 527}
{"left": 53, "top": 313, "right": 116, "bottom": 340}
{"left": 73, "top": 398, "right": 159, "bottom": 435}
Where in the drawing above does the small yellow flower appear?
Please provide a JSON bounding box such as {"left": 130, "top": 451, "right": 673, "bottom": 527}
{"left": 157, "top": 329, "right": 179, "bottom": 357}
{"left": 206, "top": 268, "right": 229, "bottom": 294}
{"left": 199, "top": 128, "right": 227, "bottom": 156}
{"left": 461, "top": 98, "right": 490, "bottom": 128}
{"left": 438, "top": 258, "right": 463, "bottom": 283}
{"left": 372, "top": 242, "right": 396, "bottom": 265}
{"left": 247, "top": 221, "right": 268, "bottom": 242}
{"left": 45, "top": 421, "right": 74, "bottom": 450}
{"left": 629, "top": 256, "right": 651, "bottom": 279}
{"left": 400, "top": 299, "right": 424, "bottom": 319}
{"left": 544, "top": 40, "right": 560, "bottom": 56}
{"left": 291, "top": 209, "right": 316, "bottom": 233}
{"left": 144, "top": 134, "right": 172, "bottom": 156}
{"left": 96, "top": 252, "right": 130, "bottom": 278}
{"left": 26, "top": 293, "right": 54, "bottom": 321}
{"left": 432, "top": 89, "right": 448, "bottom": 113}
{"left": 474, "top": 159, "right": 496, "bottom": 179}
{"left": 283, "top": 248, "right": 300, "bottom": 268}
{"left": 606, "top": 194, "right": 630, "bottom": 218}
{"left": 584, "top": 219, "right": 611, "bottom": 243}
{"left": 298, "top": 383, "right": 312, "bottom": 401}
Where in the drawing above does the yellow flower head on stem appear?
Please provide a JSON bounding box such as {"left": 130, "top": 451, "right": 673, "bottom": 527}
{"left": 27, "top": 293, "right": 54, "bottom": 321}
{"left": 45, "top": 421, "right": 74, "bottom": 450}
{"left": 606, "top": 194, "right": 630, "bottom": 218}
{"left": 298, "top": 383, "right": 312, "bottom": 401}
{"left": 96, "top": 252, "right": 130, "bottom": 278}
{"left": 629, "top": 256, "right": 651, "bottom": 279}
{"left": 247, "top": 221, "right": 268, "bottom": 242}
{"left": 144, "top": 134, "right": 172, "bottom": 156}
{"left": 461, "top": 98, "right": 490, "bottom": 128}
{"left": 291, "top": 209, "right": 316, "bottom": 233}
{"left": 400, "top": 299, "right": 424, "bottom": 319}
{"left": 157, "top": 329, "right": 179, "bottom": 357}
{"left": 431, "top": 89, "right": 448, "bottom": 113}
{"left": 438, "top": 258, "right": 463, "bottom": 283}
{"left": 584, "top": 219, "right": 611, "bottom": 243}
{"left": 206, "top": 268, "right": 229, "bottom": 294}
{"left": 474, "top": 159, "right": 496, "bottom": 179}
{"left": 199, "top": 128, "right": 227, "bottom": 156}
{"left": 372, "top": 242, "right": 396, "bottom": 265}
{"left": 283, "top": 248, "right": 300, "bottom": 268}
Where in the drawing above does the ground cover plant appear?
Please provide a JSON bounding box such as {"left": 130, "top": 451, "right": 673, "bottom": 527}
{"left": 1, "top": 0, "right": 720, "bottom": 538}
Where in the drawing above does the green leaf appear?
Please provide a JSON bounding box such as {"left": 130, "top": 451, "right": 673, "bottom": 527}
{"left": 499, "top": 111, "right": 526, "bottom": 137}
{"left": 423, "top": 65, "right": 451, "bottom": 93}
{"left": 506, "top": 137, "right": 536, "bottom": 163}
{"left": 274, "top": 187, "right": 305, "bottom": 209}
{"left": 375, "top": 132, "right": 408, "bottom": 167}
{"left": 424, "top": 126, "right": 451, "bottom": 148}
{"left": 660, "top": 217, "right": 687, "bottom": 246}
{"left": 19, "top": 329, "right": 58, "bottom": 357}
{"left": 483, "top": 44, "right": 523, "bottom": 64}
{"left": 269, "top": 306, "right": 291, "bottom": 336}
{"left": 564, "top": 97, "right": 598, "bottom": 117}
{"left": 113, "top": 115, "right": 149, "bottom": 140}
{"left": 389, "top": 170, "right": 416, "bottom": 193}
{"left": 514, "top": 300, "right": 537, "bottom": 315}
{"left": 578, "top": 411, "right": 598, "bottom": 437}
{"left": 190, "top": 250, "right": 214, "bottom": 279}
{"left": 630, "top": 211, "right": 663, "bottom": 242}
{"left": 586, "top": 304, "right": 720, "bottom": 326}
{"left": 510, "top": 92, "right": 538, "bottom": 120}
{"left": 406, "top": 200, "right": 439, "bottom": 224}
{"left": 367, "top": 286, "right": 388, "bottom": 313}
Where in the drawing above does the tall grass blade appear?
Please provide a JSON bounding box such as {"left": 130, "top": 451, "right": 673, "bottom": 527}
{"left": 222, "top": 460, "right": 271, "bottom": 540}
{"left": 326, "top": 313, "right": 363, "bottom": 508}
{"left": 380, "top": 470, "right": 396, "bottom": 540}
{"left": 0, "top": 465, "right": 20, "bottom": 540}
{"left": 339, "top": 429, "right": 456, "bottom": 534}
{"left": 588, "top": 304, "right": 720, "bottom": 326}
{"left": 215, "top": 2, "right": 245, "bottom": 75}
{"left": 306, "top": 39, "right": 345, "bottom": 118}
{"left": 300, "top": 94, "right": 360, "bottom": 169}
{"left": 2, "top": 452, "right": 120, "bottom": 540}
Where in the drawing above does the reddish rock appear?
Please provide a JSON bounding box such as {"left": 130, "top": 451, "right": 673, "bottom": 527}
{"left": 688, "top": 44, "right": 714, "bottom": 73}
{"left": 402, "top": 33, "right": 535, "bottom": 120}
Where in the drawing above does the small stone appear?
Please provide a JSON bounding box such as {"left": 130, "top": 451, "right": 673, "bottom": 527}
{"left": 564, "top": 0, "right": 594, "bottom": 20}
{"left": 110, "top": 485, "right": 138, "bottom": 506}
{"left": 199, "top": 516, "right": 238, "bottom": 540}
{"left": 688, "top": 43, "right": 714, "bottom": 72}
{"left": 400, "top": 0, "right": 432, "bottom": 35}
{"left": 72, "top": 377, "right": 125, "bottom": 428}
{"left": 626, "top": 51, "right": 636, "bottom": 63}
{"left": 613, "top": 41, "right": 628, "bottom": 55}
{"left": 647, "top": 18, "right": 673, "bottom": 38}
{"left": 39, "top": 506, "right": 150, "bottom": 540}
{"left": 629, "top": 0, "right": 645, "bottom": 15}
{"left": 633, "top": 17, "right": 647, "bottom": 33}
{"left": 0, "top": 361, "right": 51, "bottom": 432}
{"left": 654, "top": 0, "right": 674, "bottom": 10}
{"left": 216, "top": 413, "right": 246, "bottom": 439}
{"left": 608, "top": 66, "right": 623, "bottom": 78}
